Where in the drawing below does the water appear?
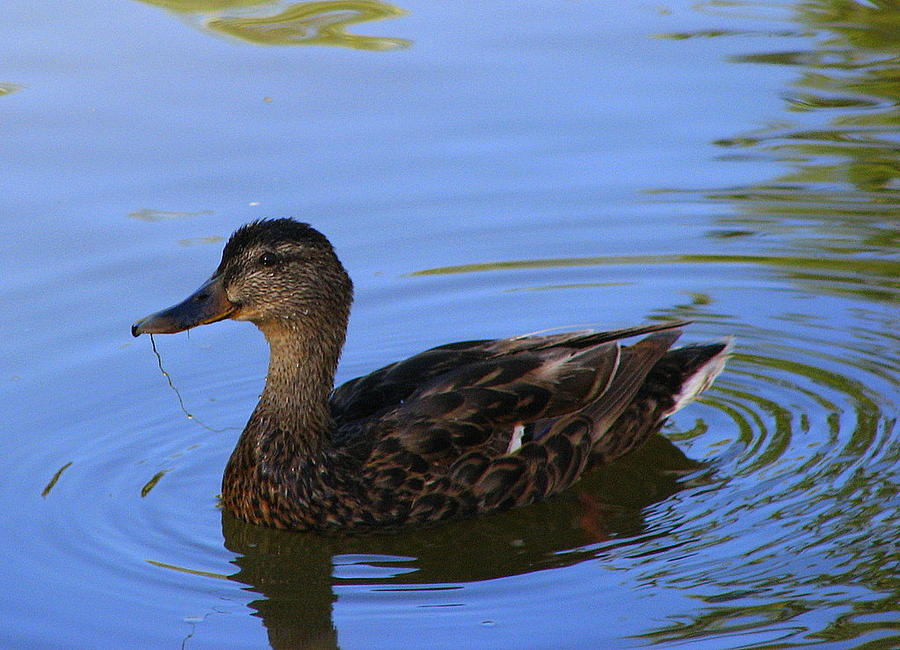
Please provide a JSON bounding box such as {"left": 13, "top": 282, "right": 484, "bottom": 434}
{"left": 1, "top": 1, "right": 897, "bottom": 647}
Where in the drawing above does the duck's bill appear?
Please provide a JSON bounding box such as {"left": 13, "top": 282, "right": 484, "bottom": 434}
{"left": 131, "top": 276, "right": 237, "bottom": 337}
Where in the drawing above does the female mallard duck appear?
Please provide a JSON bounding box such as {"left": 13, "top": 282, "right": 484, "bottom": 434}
{"left": 133, "top": 218, "right": 730, "bottom": 530}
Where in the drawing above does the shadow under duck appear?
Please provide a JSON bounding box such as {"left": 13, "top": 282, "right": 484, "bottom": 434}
{"left": 132, "top": 218, "right": 731, "bottom": 531}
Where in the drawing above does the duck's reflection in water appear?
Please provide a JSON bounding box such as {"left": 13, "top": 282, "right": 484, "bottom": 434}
{"left": 221, "top": 434, "right": 702, "bottom": 648}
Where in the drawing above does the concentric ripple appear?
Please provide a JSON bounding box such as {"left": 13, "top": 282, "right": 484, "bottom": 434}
{"left": 619, "top": 325, "right": 896, "bottom": 647}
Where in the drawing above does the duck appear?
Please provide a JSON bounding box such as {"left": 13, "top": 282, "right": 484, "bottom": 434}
{"left": 132, "top": 218, "right": 731, "bottom": 530}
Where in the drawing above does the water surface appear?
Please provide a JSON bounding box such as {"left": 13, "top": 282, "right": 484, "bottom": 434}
{"left": 0, "top": 1, "right": 896, "bottom": 648}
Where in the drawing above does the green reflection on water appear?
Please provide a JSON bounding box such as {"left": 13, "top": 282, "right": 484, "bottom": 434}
{"left": 411, "top": 253, "right": 899, "bottom": 304}
{"left": 706, "top": 0, "right": 900, "bottom": 260}
{"left": 505, "top": 281, "right": 632, "bottom": 292}
{"left": 0, "top": 82, "right": 22, "bottom": 97}
{"left": 654, "top": 0, "right": 899, "bottom": 331}
{"left": 140, "top": 469, "right": 169, "bottom": 497}
{"left": 716, "top": 383, "right": 793, "bottom": 475}
{"left": 139, "top": 0, "right": 410, "bottom": 50}
{"left": 638, "top": 598, "right": 822, "bottom": 645}
{"left": 412, "top": 253, "right": 895, "bottom": 277}
{"left": 742, "top": 351, "right": 882, "bottom": 458}
{"left": 210, "top": 1, "right": 409, "bottom": 50}
{"left": 139, "top": 0, "right": 271, "bottom": 10}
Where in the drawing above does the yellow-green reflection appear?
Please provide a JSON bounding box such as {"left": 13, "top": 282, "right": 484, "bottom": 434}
{"left": 0, "top": 82, "right": 22, "bottom": 97}
{"left": 722, "top": 2, "right": 897, "bottom": 237}
{"left": 140, "top": 469, "right": 168, "bottom": 497}
{"left": 137, "top": 0, "right": 410, "bottom": 50}
{"left": 656, "top": 1, "right": 898, "bottom": 312}
{"left": 139, "top": 0, "right": 271, "bottom": 10}
{"left": 410, "top": 253, "right": 899, "bottom": 303}
{"left": 210, "top": 1, "right": 409, "bottom": 49}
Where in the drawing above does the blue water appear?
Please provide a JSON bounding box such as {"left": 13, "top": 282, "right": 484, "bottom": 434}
{"left": 1, "top": 1, "right": 896, "bottom": 647}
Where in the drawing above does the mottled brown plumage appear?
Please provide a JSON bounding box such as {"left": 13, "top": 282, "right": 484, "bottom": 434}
{"left": 132, "top": 218, "right": 731, "bottom": 530}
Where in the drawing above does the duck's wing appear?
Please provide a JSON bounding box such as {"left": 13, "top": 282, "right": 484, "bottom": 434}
{"left": 365, "top": 327, "right": 684, "bottom": 467}
{"left": 330, "top": 320, "right": 690, "bottom": 434}
{"left": 330, "top": 339, "right": 493, "bottom": 432}
{"left": 353, "top": 329, "right": 684, "bottom": 523}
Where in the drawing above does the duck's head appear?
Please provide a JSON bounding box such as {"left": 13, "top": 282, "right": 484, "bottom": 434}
{"left": 132, "top": 219, "right": 353, "bottom": 339}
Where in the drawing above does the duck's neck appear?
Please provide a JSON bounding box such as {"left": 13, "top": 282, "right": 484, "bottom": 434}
{"left": 247, "top": 322, "right": 345, "bottom": 457}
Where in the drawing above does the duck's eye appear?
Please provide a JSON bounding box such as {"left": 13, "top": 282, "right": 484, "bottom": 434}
{"left": 258, "top": 252, "right": 279, "bottom": 267}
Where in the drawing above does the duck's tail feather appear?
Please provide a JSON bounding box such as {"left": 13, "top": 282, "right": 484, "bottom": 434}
{"left": 445, "top": 336, "right": 732, "bottom": 518}
{"left": 588, "top": 337, "right": 733, "bottom": 465}
{"left": 577, "top": 329, "right": 685, "bottom": 437}
{"left": 663, "top": 337, "right": 733, "bottom": 417}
